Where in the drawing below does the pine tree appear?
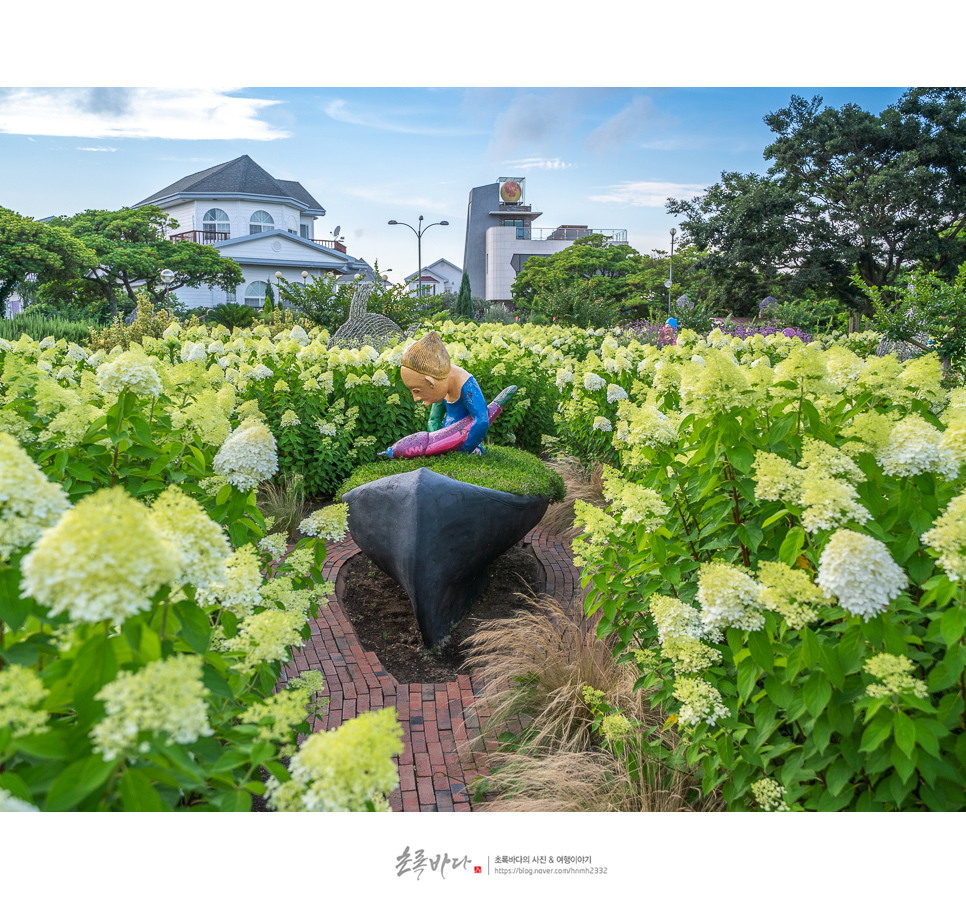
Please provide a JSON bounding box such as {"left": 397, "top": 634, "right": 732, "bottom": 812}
{"left": 456, "top": 272, "right": 472, "bottom": 320}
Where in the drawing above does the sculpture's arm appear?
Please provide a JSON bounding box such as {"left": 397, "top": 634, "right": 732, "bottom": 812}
{"left": 427, "top": 401, "right": 446, "bottom": 432}
{"left": 459, "top": 377, "right": 490, "bottom": 454}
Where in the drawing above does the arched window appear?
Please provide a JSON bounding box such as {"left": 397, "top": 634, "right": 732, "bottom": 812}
{"left": 202, "top": 208, "right": 230, "bottom": 236}
{"left": 243, "top": 280, "right": 271, "bottom": 307}
{"left": 249, "top": 210, "right": 274, "bottom": 235}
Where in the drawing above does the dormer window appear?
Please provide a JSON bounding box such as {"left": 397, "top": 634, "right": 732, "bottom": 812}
{"left": 202, "top": 208, "right": 230, "bottom": 239}
{"left": 249, "top": 210, "right": 275, "bottom": 235}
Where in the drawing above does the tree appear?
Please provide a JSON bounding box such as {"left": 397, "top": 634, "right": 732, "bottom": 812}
{"left": 0, "top": 207, "right": 98, "bottom": 304}
{"left": 668, "top": 88, "right": 966, "bottom": 312}
{"left": 42, "top": 205, "right": 244, "bottom": 316}
{"left": 456, "top": 271, "right": 473, "bottom": 320}
{"left": 511, "top": 234, "right": 650, "bottom": 313}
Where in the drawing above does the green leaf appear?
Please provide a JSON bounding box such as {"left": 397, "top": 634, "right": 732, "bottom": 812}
{"left": 737, "top": 656, "right": 759, "bottom": 701}
{"left": 859, "top": 714, "right": 893, "bottom": 753}
{"left": 803, "top": 672, "right": 832, "bottom": 718}
{"left": 819, "top": 642, "right": 846, "bottom": 689}
{"left": 800, "top": 627, "right": 821, "bottom": 669}
{"left": 173, "top": 603, "right": 212, "bottom": 654}
{"left": 45, "top": 756, "right": 115, "bottom": 811}
{"left": 893, "top": 711, "right": 916, "bottom": 759}
{"left": 778, "top": 527, "right": 805, "bottom": 567}
{"left": 748, "top": 629, "right": 774, "bottom": 672}
{"left": 940, "top": 607, "right": 966, "bottom": 647}
{"left": 119, "top": 769, "right": 166, "bottom": 811}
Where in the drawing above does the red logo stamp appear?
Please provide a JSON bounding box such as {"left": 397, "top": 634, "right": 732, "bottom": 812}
{"left": 474, "top": 866, "right": 482, "bottom": 874}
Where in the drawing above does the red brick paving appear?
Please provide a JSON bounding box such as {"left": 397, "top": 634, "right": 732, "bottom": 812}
{"left": 277, "top": 526, "right": 580, "bottom": 812}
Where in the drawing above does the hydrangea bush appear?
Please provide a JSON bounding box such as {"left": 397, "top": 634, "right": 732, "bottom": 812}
{"left": 572, "top": 334, "right": 966, "bottom": 811}
{"left": 0, "top": 340, "right": 401, "bottom": 812}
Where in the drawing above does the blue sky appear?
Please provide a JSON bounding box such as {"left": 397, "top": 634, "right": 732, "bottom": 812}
{"left": 0, "top": 86, "right": 910, "bottom": 289}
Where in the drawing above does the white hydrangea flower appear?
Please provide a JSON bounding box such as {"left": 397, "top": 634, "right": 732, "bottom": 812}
{"left": 95, "top": 350, "right": 162, "bottom": 399}
{"left": 371, "top": 369, "right": 391, "bottom": 387}
{"left": 875, "top": 415, "right": 958, "bottom": 479}
{"left": 583, "top": 372, "right": 605, "bottom": 392}
{"left": 0, "top": 789, "right": 38, "bottom": 812}
{"left": 289, "top": 325, "right": 310, "bottom": 346}
{"left": 316, "top": 421, "right": 337, "bottom": 437}
{"left": 592, "top": 416, "right": 612, "bottom": 432}
{"left": 697, "top": 562, "right": 764, "bottom": 632}
{"left": 280, "top": 410, "right": 300, "bottom": 427}
{"left": 20, "top": 488, "right": 183, "bottom": 626}
{"left": 0, "top": 433, "right": 72, "bottom": 560}
{"left": 816, "top": 529, "right": 907, "bottom": 620}
{"left": 90, "top": 656, "right": 213, "bottom": 761}
{"left": 606, "top": 383, "right": 629, "bottom": 403}
{"left": 180, "top": 341, "right": 208, "bottom": 363}
{"left": 298, "top": 504, "right": 349, "bottom": 541}
{"left": 673, "top": 677, "right": 729, "bottom": 728}
{"left": 213, "top": 418, "right": 279, "bottom": 491}
{"left": 922, "top": 491, "right": 966, "bottom": 581}
{"left": 555, "top": 368, "right": 574, "bottom": 390}
{"left": 148, "top": 486, "right": 231, "bottom": 593}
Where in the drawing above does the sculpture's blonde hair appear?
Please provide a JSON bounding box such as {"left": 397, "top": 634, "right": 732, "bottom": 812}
{"left": 400, "top": 331, "right": 451, "bottom": 380}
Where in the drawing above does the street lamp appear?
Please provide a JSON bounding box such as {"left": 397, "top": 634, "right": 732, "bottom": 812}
{"left": 160, "top": 268, "right": 175, "bottom": 313}
{"left": 274, "top": 271, "right": 283, "bottom": 310}
{"left": 301, "top": 270, "right": 309, "bottom": 286}
{"left": 667, "top": 228, "right": 677, "bottom": 315}
{"left": 388, "top": 216, "right": 449, "bottom": 296}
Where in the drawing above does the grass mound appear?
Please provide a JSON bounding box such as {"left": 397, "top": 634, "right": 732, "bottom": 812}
{"left": 335, "top": 444, "right": 565, "bottom": 503}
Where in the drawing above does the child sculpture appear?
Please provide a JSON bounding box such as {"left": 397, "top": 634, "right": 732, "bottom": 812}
{"left": 380, "top": 331, "right": 515, "bottom": 459}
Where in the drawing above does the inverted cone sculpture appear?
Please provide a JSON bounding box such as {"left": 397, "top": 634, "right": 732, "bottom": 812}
{"left": 343, "top": 468, "right": 549, "bottom": 646}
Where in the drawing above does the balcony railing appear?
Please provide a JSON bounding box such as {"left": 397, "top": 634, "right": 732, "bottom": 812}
{"left": 170, "top": 230, "right": 231, "bottom": 244}
{"left": 310, "top": 239, "right": 347, "bottom": 253}
{"left": 509, "top": 227, "right": 628, "bottom": 243}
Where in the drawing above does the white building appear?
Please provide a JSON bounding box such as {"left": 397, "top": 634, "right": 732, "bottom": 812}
{"left": 133, "top": 155, "right": 372, "bottom": 309}
{"left": 403, "top": 258, "right": 463, "bottom": 296}
{"left": 462, "top": 178, "right": 627, "bottom": 305}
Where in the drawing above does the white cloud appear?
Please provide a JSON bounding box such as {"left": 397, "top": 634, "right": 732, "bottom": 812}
{"left": 505, "top": 157, "right": 575, "bottom": 171}
{"left": 77, "top": 145, "right": 117, "bottom": 152}
{"left": 0, "top": 88, "right": 288, "bottom": 140}
{"left": 585, "top": 96, "right": 659, "bottom": 154}
{"left": 323, "top": 99, "right": 482, "bottom": 137}
{"left": 588, "top": 180, "right": 709, "bottom": 208}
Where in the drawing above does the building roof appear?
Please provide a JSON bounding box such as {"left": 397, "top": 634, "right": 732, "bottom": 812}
{"left": 133, "top": 155, "right": 325, "bottom": 213}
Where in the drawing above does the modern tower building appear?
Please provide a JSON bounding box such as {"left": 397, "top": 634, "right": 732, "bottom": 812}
{"left": 462, "top": 178, "right": 626, "bottom": 306}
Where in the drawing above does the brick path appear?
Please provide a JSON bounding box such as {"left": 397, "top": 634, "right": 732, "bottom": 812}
{"left": 279, "top": 526, "right": 580, "bottom": 812}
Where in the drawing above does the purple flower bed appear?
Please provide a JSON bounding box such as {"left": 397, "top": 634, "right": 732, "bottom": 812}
{"left": 618, "top": 319, "right": 812, "bottom": 347}
{"left": 717, "top": 321, "right": 813, "bottom": 344}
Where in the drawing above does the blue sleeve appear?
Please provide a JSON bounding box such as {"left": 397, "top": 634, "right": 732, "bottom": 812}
{"left": 459, "top": 376, "right": 489, "bottom": 453}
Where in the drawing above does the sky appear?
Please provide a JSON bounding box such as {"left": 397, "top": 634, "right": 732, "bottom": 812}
{"left": 0, "top": 86, "right": 912, "bottom": 289}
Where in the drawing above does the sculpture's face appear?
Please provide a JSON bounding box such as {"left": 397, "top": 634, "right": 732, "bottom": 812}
{"left": 401, "top": 365, "right": 445, "bottom": 406}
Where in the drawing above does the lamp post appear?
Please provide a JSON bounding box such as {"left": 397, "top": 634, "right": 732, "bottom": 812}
{"left": 667, "top": 228, "right": 676, "bottom": 315}
{"left": 301, "top": 270, "right": 309, "bottom": 287}
{"left": 274, "top": 271, "right": 283, "bottom": 310}
{"left": 388, "top": 216, "right": 449, "bottom": 296}
{"left": 159, "top": 268, "right": 175, "bottom": 314}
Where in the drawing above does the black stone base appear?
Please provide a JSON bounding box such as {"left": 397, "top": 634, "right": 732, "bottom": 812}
{"left": 343, "top": 468, "right": 549, "bottom": 646}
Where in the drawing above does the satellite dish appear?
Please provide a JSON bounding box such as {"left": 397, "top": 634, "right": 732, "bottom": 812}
{"left": 333, "top": 226, "right": 341, "bottom": 238}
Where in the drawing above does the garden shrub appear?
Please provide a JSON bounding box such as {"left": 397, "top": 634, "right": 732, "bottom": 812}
{"left": 568, "top": 332, "right": 966, "bottom": 811}
{"left": 0, "top": 338, "right": 402, "bottom": 811}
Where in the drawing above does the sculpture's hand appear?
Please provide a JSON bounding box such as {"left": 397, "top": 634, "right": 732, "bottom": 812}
{"left": 378, "top": 447, "right": 393, "bottom": 460}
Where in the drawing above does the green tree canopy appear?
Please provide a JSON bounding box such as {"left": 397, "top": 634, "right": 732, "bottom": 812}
{"left": 43, "top": 205, "right": 244, "bottom": 315}
{"left": 511, "top": 233, "right": 650, "bottom": 312}
{"left": 668, "top": 88, "right": 966, "bottom": 311}
{"left": 0, "top": 207, "right": 98, "bottom": 304}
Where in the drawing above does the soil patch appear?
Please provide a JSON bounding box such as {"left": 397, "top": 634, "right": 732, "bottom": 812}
{"left": 340, "top": 543, "right": 544, "bottom": 684}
